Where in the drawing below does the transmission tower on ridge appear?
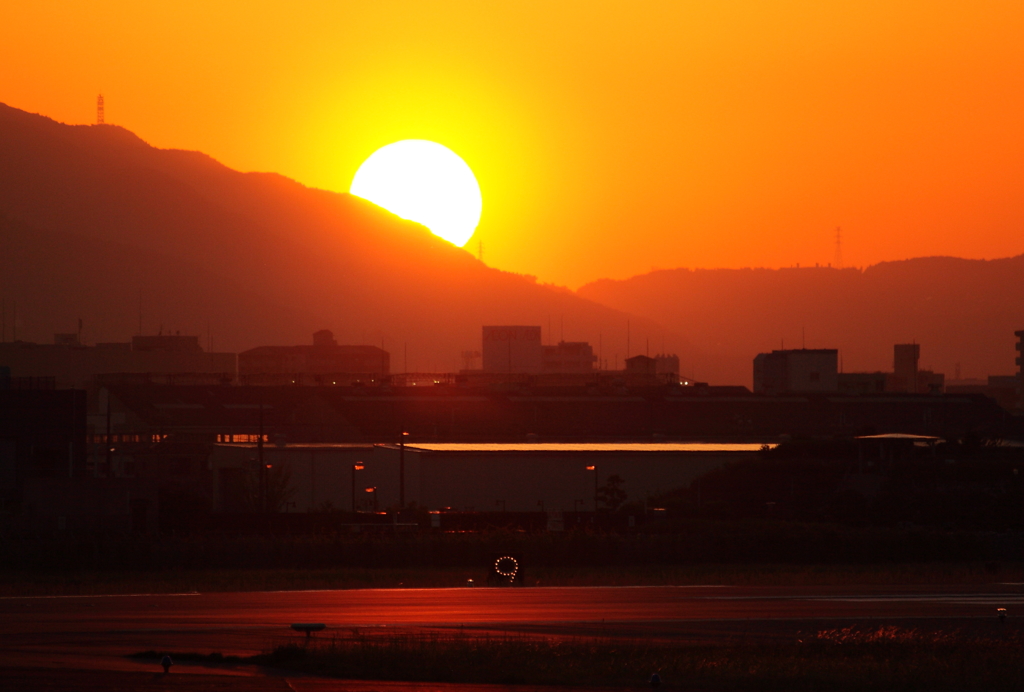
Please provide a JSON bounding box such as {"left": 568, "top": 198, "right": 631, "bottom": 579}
{"left": 97, "top": 94, "right": 105, "bottom": 125}
{"left": 834, "top": 227, "right": 843, "bottom": 269}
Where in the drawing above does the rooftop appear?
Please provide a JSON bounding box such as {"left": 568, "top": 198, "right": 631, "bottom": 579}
{"left": 400, "top": 442, "right": 773, "bottom": 453}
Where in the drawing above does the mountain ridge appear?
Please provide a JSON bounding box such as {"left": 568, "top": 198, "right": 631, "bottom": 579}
{"left": 0, "top": 103, "right": 676, "bottom": 371}
{"left": 578, "top": 255, "right": 1024, "bottom": 385}
{"left": 4, "top": 102, "right": 1018, "bottom": 385}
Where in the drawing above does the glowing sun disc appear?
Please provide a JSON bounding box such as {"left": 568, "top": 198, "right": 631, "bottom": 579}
{"left": 350, "top": 140, "right": 482, "bottom": 247}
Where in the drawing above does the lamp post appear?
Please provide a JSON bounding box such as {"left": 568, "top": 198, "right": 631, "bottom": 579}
{"left": 257, "top": 399, "right": 267, "bottom": 513}
{"left": 351, "top": 462, "right": 364, "bottom": 513}
{"left": 399, "top": 431, "right": 409, "bottom": 510}
{"left": 263, "top": 463, "right": 273, "bottom": 514}
{"left": 587, "top": 464, "right": 598, "bottom": 512}
{"left": 365, "top": 486, "right": 378, "bottom": 512}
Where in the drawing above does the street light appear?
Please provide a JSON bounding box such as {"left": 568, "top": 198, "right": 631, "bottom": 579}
{"left": 351, "top": 462, "right": 365, "bottom": 513}
{"left": 586, "top": 465, "right": 598, "bottom": 512}
{"left": 399, "top": 431, "right": 409, "bottom": 510}
{"left": 365, "top": 486, "right": 378, "bottom": 512}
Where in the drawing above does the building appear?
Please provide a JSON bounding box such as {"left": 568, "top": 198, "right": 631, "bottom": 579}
{"left": 238, "top": 330, "right": 389, "bottom": 383}
{"left": 654, "top": 354, "right": 680, "bottom": 377}
{"left": 946, "top": 375, "right": 1018, "bottom": 412}
{"left": 210, "top": 441, "right": 764, "bottom": 514}
{"left": 838, "top": 372, "right": 888, "bottom": 395}
{"left": 64, "top": 378, "right": 1014, "bottom": 449}
{"left": 753, "top": 349, "right": 838, "bottom": 395}
{"left": 625, "top": 355, "right": 657, "bottom": 375}
{"left": 621, "top": 355, "right": 678, "bottom": 385}
{"left": 542, "top": 341, "right": 597, "bottom": 373}
{"left": 131, "top": 335, "right": 204, "bottom": 352}
{"left": 0, "top": 333, "right": 236, "bottom": 389}
{"left": 916, "top": 370, "right": 945, "bottom": 394}
{"left": 887, "top": 344, "right": 945, "bottom": 394}
{"left": 0, "top": 387, "right": 87, "bottom": 512}
{"left": 892, "top": 344, "right": 920, "bottom": 393}
{"left": 482, "top": 326, "right": 543, "bottom": 374}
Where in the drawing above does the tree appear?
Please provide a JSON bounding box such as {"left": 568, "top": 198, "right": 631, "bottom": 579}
{"left": 243, "top": 460, "right": 296, "bottom": 513}
{"left": 598, "top": 474, "right": 627, "bottom": 512}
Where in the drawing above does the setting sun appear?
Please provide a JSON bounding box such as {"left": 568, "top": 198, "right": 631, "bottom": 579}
{"left": 350, "top": 140, "right": 482, "bottom": 247}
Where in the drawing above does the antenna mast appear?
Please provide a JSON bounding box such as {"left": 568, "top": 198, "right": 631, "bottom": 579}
{"left": 96, "top": 94, "right": 105, "bottom": 125}
{"left": 834, "top": 227, "right": 843, "bottom": 269}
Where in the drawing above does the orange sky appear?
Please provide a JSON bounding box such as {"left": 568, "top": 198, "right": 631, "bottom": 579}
{"left": 2, "top": 1, "right": 1022, "bottom": 288}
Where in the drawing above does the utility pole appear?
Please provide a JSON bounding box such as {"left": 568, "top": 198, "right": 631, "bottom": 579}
{"left": 105, "top": 392, "right": 112, "bottom": 477}
{"left": 587, "top": 465, "right": 599, "bottom": 512}
{"left": 258, "top": 399, "right": 266, "bottom": 513}
{"left": 399, "top": 431, "right": 408, "bottom": 509}
{"left": 351, "top": 462, "right": 364, "bottom": 513}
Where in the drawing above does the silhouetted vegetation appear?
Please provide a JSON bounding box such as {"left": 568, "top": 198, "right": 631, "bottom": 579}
{"left": 597, "top": 473, "right": 628, "bottom": 511}
{"left": 249, "top": 626, "right": 1024, "bottom": 690}
{"left": 650, "top": 438, "right": 1024, "bottom": 531}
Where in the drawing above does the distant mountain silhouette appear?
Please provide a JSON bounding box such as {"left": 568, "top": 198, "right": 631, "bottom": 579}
{"left": 0, "top": 103, "right": 672, "bottom": 371}
{"left": 579, "top": 257, "right": 1024, "bottom": 386}
{"left": 6, "top": 103, "right": 1017, "bottom": 387}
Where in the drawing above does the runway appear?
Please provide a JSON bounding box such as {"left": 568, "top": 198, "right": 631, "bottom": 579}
{"left": 1, "top": 583, "right": 1021, "bottom": 687}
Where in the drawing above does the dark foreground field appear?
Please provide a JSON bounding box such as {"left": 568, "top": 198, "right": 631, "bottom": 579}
{"left": 245, "top": 624, "right": 1024, "bottom": 691}
{"left": 4, "top": 581, "right": 1024, "bottom": 691}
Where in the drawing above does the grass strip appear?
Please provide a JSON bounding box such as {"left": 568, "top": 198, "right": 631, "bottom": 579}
{"left": 130, "top": 650, "right": 245, "bottom": 663}
{"left": 246, "top": 627, "right": 1024, "bottom": 691}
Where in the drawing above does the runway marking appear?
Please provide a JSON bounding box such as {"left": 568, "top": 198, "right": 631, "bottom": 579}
{"left": 816, "top": 595, "right": 1024, "bottom": 604}
{"left": 258, "top": 584, "right": 732, "bottom": 594}
{"left": 0, "top": 592, "right": 202, "bottom": 601}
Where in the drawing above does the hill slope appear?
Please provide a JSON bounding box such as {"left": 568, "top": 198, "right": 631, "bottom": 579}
{"left": 0, "top": 103, "right": 674, "bottom": 370}
{"left": 579, "top": 257, "right": 1024, "bottom": 386}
